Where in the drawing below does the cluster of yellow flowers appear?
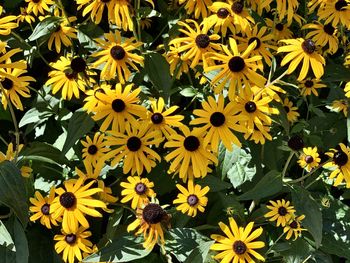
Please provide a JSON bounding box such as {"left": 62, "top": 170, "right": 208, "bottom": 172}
{"left": 0, "top": 0, "right": 350, "bottom": 263}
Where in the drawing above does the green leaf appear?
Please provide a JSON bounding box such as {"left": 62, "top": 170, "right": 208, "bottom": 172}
{"left": 179, "top": 86, "right": 197, "bottom": 97}
{"left": 218, "top": 144, "right": 256, "bottom": 188}
{"left": 61, "top": 110, "right": 94, "bottom": 155}
{"left": 278, "top": 238, "right": 314, "bottom": 263}
{"left": 28, "top": 17, "right": 62, "bottom": 42}
{"left": 291, "top": 186, "right": 322, "bottom": 247}
{"left": 77, "top": 22, "right": 104, "bottom": 50}
{"left": 137, "top": 7, "right": 161, "bottom": 18}
{"left": 144, "top": 52, "right": 173, "bottom": 100}
{"left": 82, "top": 236, "right": 151, "bottom": 262}
{"left": 198, "top": 175, "right": 231, "bottom": 192}
{"left": 13, "top": 218, "right": 28, "bottom": 263}
{"left": 165, "top": 228, "right": 211, "bottom": 262}
{"left": 19, "top": 108, "right": 52, "bottom": 128}
{"left": 0, "top": 161, "right": 28, "bottom": 227}
{"left": 238, "top": 171, "right": 282, "bottom": 200}
{"left": 323, "top": 59, "right": 350, "bottom": 82}
{"left": 0, "top": 220, "right": 15, "bottom": 252}
{"left": 183, "top": 240, "right": 214, "bottom": 263}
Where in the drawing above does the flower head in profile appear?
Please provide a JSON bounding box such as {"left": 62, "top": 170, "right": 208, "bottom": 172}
{"left": 178, "top": 0, "right": 212, "bottom": 19}
{"left": 25, "top": 0, "right": 54, "bottom": 16}
{"left": 265, "top": 199, "right": 296, "bottom": 227}
{"left": 211, "top": 217, "right": 265, "bottom": 263}
{"left": 127, "top": 201, "right": 170, "bottom": 250}
{"left": 327, "top": 99, "right": 348, "bottom": 117}
{"left": 54, "top": 227, "right": 93, "bottom": 263}
{"left": 29, "top": 187, "right": 59, "bottom": 229}
{"left": 298, "top": 147, "right": 321, "bottom": 172}
{"left": 227, "top": 0, "right": 255, "bottom": 33}
{"left": 173, "top": 180, "right": 209, "bottom": 217}
{"left": 283, "top": 98, "right": 300, "bottom": 123}
{"left": 48, "top": 17, "right": 77, "bottom": 53}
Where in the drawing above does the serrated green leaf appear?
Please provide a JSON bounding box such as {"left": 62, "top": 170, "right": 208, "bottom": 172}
{"left": 238, "top": 171, "right": 282, "bottom": 200}
{"left": 0, "top": 161, "right": 28, "bottom": 227}
{"left": 61, "top": 110, "right": 94, "bottom": 155}
{"left": 291, "top": 186, "right": 322, "bottom": 247}
{"left": 82, "top": 236, "right": 151, "bottom": 262}
{"left": 28, "top": 17, "right": 62, "bottom": 42}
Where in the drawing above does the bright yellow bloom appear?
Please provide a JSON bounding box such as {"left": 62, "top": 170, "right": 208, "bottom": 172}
{"left": 0, "top": 6, "right": 18, "bottom": 35}
{"left": 283, "top": 98, "right": 300, "bottom": 123}
{"left": 298, "top": 147, "right": 321, "bottom": 172}
{"left": 283, "top": 215, "right": 306, "bottom": 240}
{"left": 265, "top": 199, "right": 296, "bottom": 227}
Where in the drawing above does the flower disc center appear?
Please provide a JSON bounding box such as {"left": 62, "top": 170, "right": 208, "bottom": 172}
{"left": 142, "top": 203, "right": 165, "bottom": 224}
{"left": 301, "top": 39, "right": 316, "bottom": 54}
{"left": 41, "top": 204, "right": 50, "bottom": 215}
{"left": 135, "top": 183, "right": 147, "bottom": 195}
{"left": 127, "top": 136, "right": 142, "bottom": 152}
{"left": 65, "top": 234, "right": 77, "bottom": 244}
{"left": 228, "top": 56, "right": 245, "bottom": 72}
{"left": 184, "top": 135, "right": 200, "bottom": 152}
{"left": 59, "top": 192, "right": 76, "bottom": 209}
{"left": 233, "top": 240, "right": 247, "bottom": 255}
{"left": 111, "top": 99, "right": 126, "bottom": 112}
{"left": 110, "top": 45, "right": 126, "bottom": 60}
{"left": 187, "top": 194, "right": 199, "bottom": 206}
{"left": 151, "top": 113, "right": 164, "bottom": 124}
{"left": 195, "top": 34, "right": 210, "bottom": 49}
{"left": 244, "top": 101, "right": 257, "bottom": 113}
{"left": 210, "top": 112, "right": 226, "bottom": 127}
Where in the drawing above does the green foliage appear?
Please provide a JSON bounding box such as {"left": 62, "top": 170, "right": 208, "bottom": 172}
{"left": 28, "top": 17, "right": 62, "bottom": 42}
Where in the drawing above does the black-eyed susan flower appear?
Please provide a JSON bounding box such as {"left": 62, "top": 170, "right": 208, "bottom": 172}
{"left": 169, "top": 19, "right": 221, "bottom": 70}
{"left": 81, "top": 132, "right": 109, "bottom": 167}
{"left": 265, "top": 19, "right": 293, "bottom": 42}
{"left": 265, "top": 199, "right": 296, "bottom": 227}
{"left": 237, "top": 24, "right": 276, "bottom": 67}
{"left": 324, "top": 143, "right": 350, "bottom": 187}
{"left": 246, "top": 0, "right": 272, "bottom": 15}
{"left": 92, "top": 31, "right": 143, "bottom": 83}
{"left": 0, "top": 6, "right": 18, "bottom": 35}
{"left": 0, "top": 143, "right": 32, "bottom": 177}
{"left": 276, "top": 0, "right": 299, "bottom": 26}
{"left": 327, "top": 99, "right": 348, "bottom": 117}
{"left": 278, "top": 38, "right": 325, "bottom": 81}
{"left": 232, "top": 91, "right": 279, "bottom": 134}
{"left": 144, "top": 97, "right": 184, "bottom": 139}
{"left": 50, "top": 176, "right": 107, "bottom": 233}
{"left": 283, "top": 98, "right": 300, "bottom": 123}
{"left": 164, "top": 43, "right": 190, "bottom": 79}
{"left": 91, "top": 83, "right": 146, "bottom": 132}
{"left": 190, "top": 94, "right": 245, "bottom": 151}
{"left": 120, "top": 176, "right": 156, "bottom": 209}
{"left": 303, "top": 22, "right": 339, "bottom": 54}
{"left": 0, "top": 42, "right": 27, "bottom": 76}
{"left": 211, "top": 217, "right": 265, "bottom": 263}
{"left": 178, "top": 0, "right": 212, "bottom": 19}
{"left": 0, "top": 67, "right": 35, "bottom": 110}
{"left": 104, "top": 124, "right": 162, "bottom": 176}
{"left": 308, "top": 0, "right": 329, "bottom": 13}
{"left": 252, "top": 83, "right": 286, "bottom": 102}
{"left": 25, "top": 0, "right": 54, "bottom": 16}
{"left": 164, "top": 125, "right": 218, "bottom": 181}
{"left": 227, "top": 0, "right": 255, "bottom": 33}
{"left": 83, "top": 83, "right": 113, "bottom": 114}
{"left": 317, "top": 0, "right": 350, "bottom": 29}
{"left": 54, "top": 227, "right": 93, "bottom": 263}
{"left": 17, "top": 7, "right": 35, "bottom": 25}
{"left": 205, "top": 2, "right": 235, "bottom": 37}
{"left": 29, "top": 187, "right": 59, "bottom": 229}
{"left": 127, "top": 202, "right": 170, "bottom": 250}
{"left": 47, "top": 18, "right": 77, "bottom": 53}
{"left": 173, "top": 180, "right": 209, "bottom": 217}
{"left": 46, "top": 55, "right": 95, "bottom": 100}
{"left": 298, "top": 147, "right": 321, "bottom": 172}
{"left": 206, "top": 38, "right": 265, "bottom": 97}
{"left": 283, "top": 215, "right": 306, "bottom": 240}
{"left": 244, "top": 124, "right": 272, "bottom": 144}
{"left": 299, "top": 78, "right": 326, "bottom": 96}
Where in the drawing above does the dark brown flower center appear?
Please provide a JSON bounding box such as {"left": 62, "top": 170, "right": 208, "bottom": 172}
{"left": 110, "top": 45, "right": 126, "bottom": 60}
{"left": 59, "top": 192, "right": 76, "bottom": 209}
{"left": 323, "top": 24, "right": 335, "bottom": 35}
{"left": 289, "top": 221, "right": 298, "bottom": 229}
{"left": 305, "top": 155, "right": 314, "bottom": 164}
{"left": 88, "top": 145, "right": 98, "bottom": 155}
{"left": 278, "top": 206, "right": 287, "bottom": 216}
{"left": 334, "top": 151, "right": 348, "bottom": 166}
{"left": 217, "top": 8, "right": 229, "bottom": 18}
{"left": 41, "top": 204, "right": 50, "bottom": 215}
{"left": 248, "top": 37, "right": 261, "bottom": 49}
{"left": 183, "top": 135, "right": 200, "bottom": 151}
{"left": 2, "top": 78, "right": 13, "bottom": 90}
{"left": 65, "top": 234, "right": 77, "bottom": 244}
{"left": 304, "top": 80, "right": 314, "bottom": 88}
{"left": 284, "top": 106, "right": 290, "bottom": 113}
{"left": 231, "top": 1, "right": 243, "bottom": 14}
{"left": 142, "top": 203, "right": 165, "bottom": 224}
{"left": 233, "top": 240, "right": 247, "bottom": 255}
{"left": 151, "top": 113, "right": 164, "bottom": 124}
{"left": 195, "top": 34, "right": 210, "bottom": 49}
{"left": 288, "top": 135, "right": 304, "bottom": 151}
{"left": 70, "top": 57, "right": 86, "bottom": 73}
{"left": 210, "top": 112, "right": 226, "bottom": 127}
{"left": 228, "top": 56, "right": 245, "bottom": 72}
{"left": 127, "top": 136, "right": 142, "bottom": 152}
{"left": 301, "top": 39, "right": 316, "bottom": 54}
{"left": 135, "top": 182, "right": 147, "bottom": 195}
{"left": 187, "top": 194, "right": 199, "bottom": 206}
{"left": 275, "top": 23, "right": 284, "bottom": 31}
{"left": 335, "top": 0, "right": 348, "bottom": 11}
{"left": 245, "top": 101, "right": 257, "bottom": 113}
{"left": 111, "top": 99, "right": 126, "bottom": 112}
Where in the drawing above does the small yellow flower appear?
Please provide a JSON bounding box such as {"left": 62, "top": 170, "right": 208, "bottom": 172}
{"left": 298, "top": 147, "right": 321, "bottom": 172}
{"left": 265, "top": 199, "right": 296, "bottom": 227}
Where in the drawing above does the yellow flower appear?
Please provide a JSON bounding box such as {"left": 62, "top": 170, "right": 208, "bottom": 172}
{"left": 17, "top": 7, "right": 35, "bottom": 24}
{"left": 317, "top": 0, "right": 350, "bottom": 29}
{"left": 92, "top": 31, "right": 143, "bottom": 83}
{"left": 276, "top": 0, "right": 299, "bottom": 26}
{"left": 283, "top": 98, "right": 300, "bottom": 123}
{"left": 50, "top": 176, "right": 107, "bottom": 233}
{"left": 81, "top": 132, "right": 109, "bottom": 167}
{"left": 0, "top": 143, "right": 32, "bottom": 177}
{"left": 0, "top": 6, "right": 18, "bottom": 35}
{"left": 265, "top": 199, "right": 296, "bottom": 227}
{"left": 299, "top": 78, "right": 326, "bottom": 96}
{"left": 164, "top": 43, "right": 190, "bottom": 79}
{"left": 54, "top": 227, "right": 93, "bottom": 263}
{"left": 344, "top": 82, "right": 350, "bottom": 98}
{"left": 327, "top": 99, "right": 348, "bottom": 117}
{"left": 265, "top": 19, "right": 293, "bottom": 42}
{"left": 178, "top": 0, "right": 212, "bottom": 19}
{"left": 48, "top": 18, "right": 77, "bottom": 53}
{"left": 25, "top": 0, "right": 54, "bottom": 16}
{"left": 298, "top": 147, "right": 321, "bottom": 172}
{"left": 173, "top": 180, "right": 209, "bottom": 217}
{"left": 29, "top": 187, "right": 59, "bottom": 229}
{"left": 278, "top": 38, "right": 325, "bottom": 81}
{"left": 244, "top": 124, "right": 272, "bottom": 144}
{"left": 283, "top": 215, "right": 306, "bottom": 240}
{"left": 127, "top": 202, "right": 170, "bottom": 250}
{"left": 227, "top": 0, "right": 255, "bottom": 33}
{"left": 211, "top": 217, "right": 265, "bottom": 263}
{"left": 120, "top": 176, "right": 156, "bottom": 209}
{"left": 205, "top": 2, "right": 235, "bottom": 37}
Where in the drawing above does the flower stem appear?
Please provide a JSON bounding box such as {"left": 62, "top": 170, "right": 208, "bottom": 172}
{"left": 265, "top": 232, "right": 285, "bottom": 255}
{"left": 282, "top": 152, "right": 294, "bottom": 179}
{"left": 286, "top": 160, "right": 329, "bottom": 184}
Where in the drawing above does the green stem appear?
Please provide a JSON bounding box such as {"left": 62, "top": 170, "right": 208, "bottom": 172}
{"left": 11, "top": 32, "right": 32, "bottom": 49}
{"left": 286, "top": 160, "right": 329, "bottom": 184}
{"left": 265, "top": 232, "right": 285, "bottom": 255}
{"left": 282, "top": 152, "right": 294, "bottom": 179}
{"left": 27, "top": 86, "right": 55, "bottom": 112}
{"left": 28, "top": 24, "right": 52, "bottom": 67}
{"left": 0, "top": 83, "right": 20, "bottom": 162}
{"left": 0, "top": 134, "right": 8, "bottom": 146}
